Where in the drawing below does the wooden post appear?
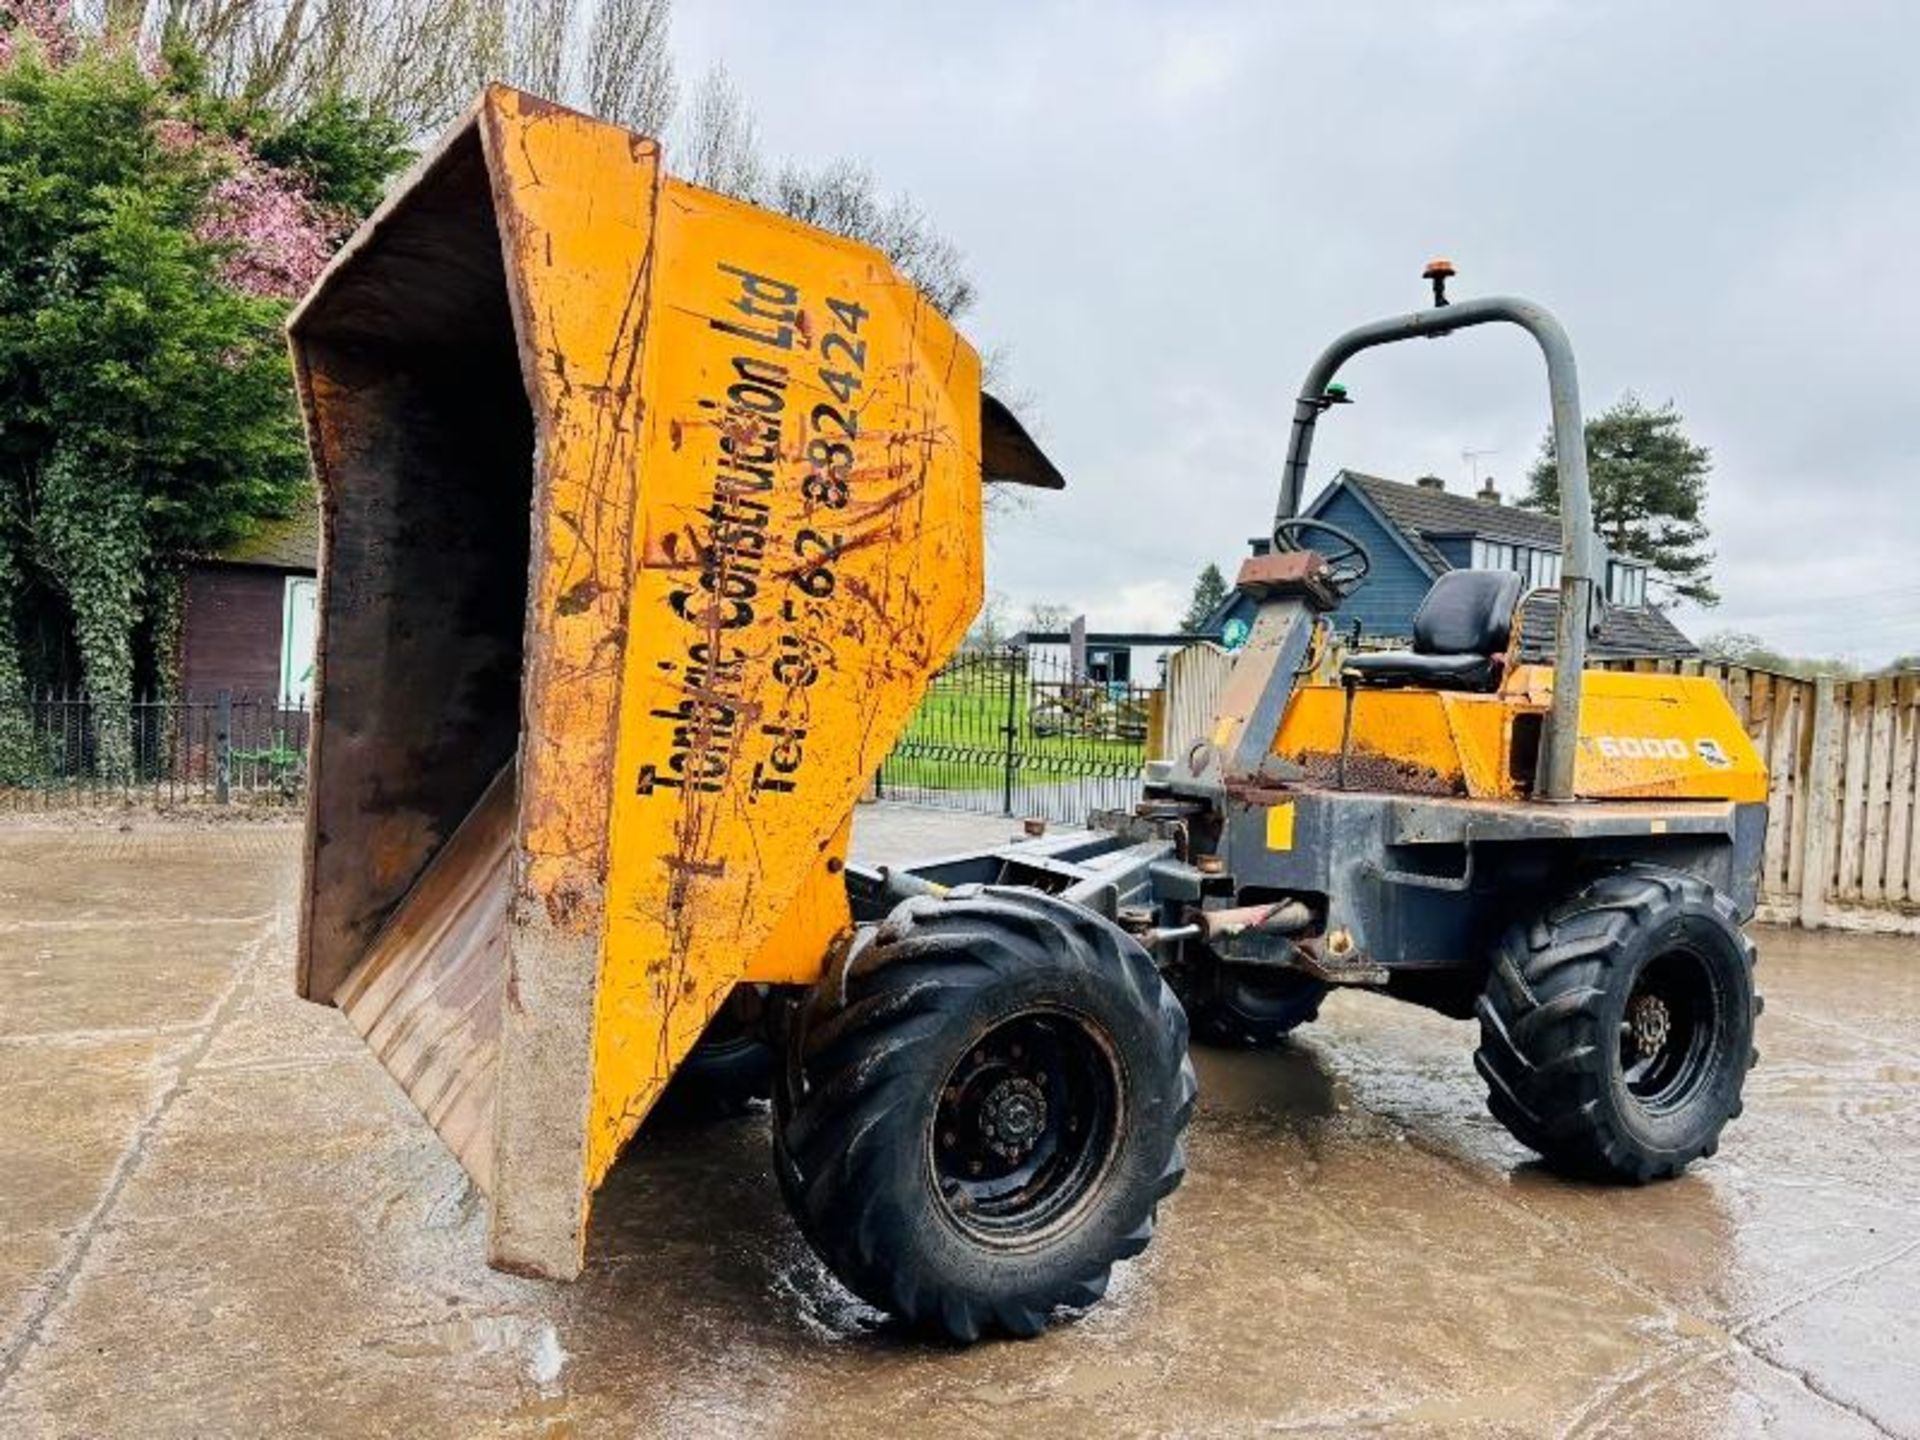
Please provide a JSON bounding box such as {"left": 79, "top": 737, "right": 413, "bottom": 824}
{"left": 1798, "top": 675, "right": 1841, "bottom": 928}
{"left": 1896, "top": 677, "right": 1920, "bottom": 909}
{"left": 1862, "top": 678, "right": 1895, "bottom": 905}
{"left": 1835, "top": 681, "right": 1870, "bottom": 902}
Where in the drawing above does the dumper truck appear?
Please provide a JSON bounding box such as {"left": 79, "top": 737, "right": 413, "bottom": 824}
{"left": 294, "top": 90, "right": 1765, "bottom": 1343}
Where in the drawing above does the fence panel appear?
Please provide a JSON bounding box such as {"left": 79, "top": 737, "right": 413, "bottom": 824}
{"left": 1596, "top": 659, "right": 1920, "bottom": 930}
{"left": 0, "top": 692, "right": 308, "bottom": 810}
{"left": 1893, "top": 677, "right": 1920, "bottom": 907}
{"left": 875, "top": 646, "right": 1152, "bottom": 824}
{"left": 1156, "top": 643, "right": 1234, "bottom": 763}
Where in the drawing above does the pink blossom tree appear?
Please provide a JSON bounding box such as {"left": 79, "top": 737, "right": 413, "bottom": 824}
{"left": 3, "top": 0, "right": 341, "bottom": 299}
{"left": 0, "top": 1, "right": 76, "bottom": 68}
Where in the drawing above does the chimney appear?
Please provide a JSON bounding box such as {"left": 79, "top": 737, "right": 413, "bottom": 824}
{"left": 1415, "top": 474, "right": 1445, "bottom": 491}
{"left": 1478, "top": 477, "right": 1501, "bottom": 504}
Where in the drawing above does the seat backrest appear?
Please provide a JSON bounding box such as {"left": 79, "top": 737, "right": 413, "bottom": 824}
{"left": 1412, "top": 569, "right": 1525, "bottom": 657}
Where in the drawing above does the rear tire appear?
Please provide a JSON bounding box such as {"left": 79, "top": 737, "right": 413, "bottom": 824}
{"left": 1177, "top": 961, "right": 1328, "bottom": 1047}
{"left": 1475, "top": 866, "right": 1758, "bottom": 1181}
{"left": 653, "top": 994, "right": 772, "bottom": 1123}
{"left": 775, "top": 886, "right": 1195, "bottom": 1342}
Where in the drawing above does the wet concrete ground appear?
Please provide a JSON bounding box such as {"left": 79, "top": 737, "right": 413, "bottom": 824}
{"left": 0, "top": 808, "right": 1916, "bottom": 1438}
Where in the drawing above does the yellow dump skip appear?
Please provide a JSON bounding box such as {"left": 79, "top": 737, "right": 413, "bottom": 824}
{"left": 289, "top": 87, "right": 991, "bottom": 1278}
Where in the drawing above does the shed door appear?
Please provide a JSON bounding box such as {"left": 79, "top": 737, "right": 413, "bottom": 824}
{"left": 281, "top": 577, "right": 318, "bottom": 706}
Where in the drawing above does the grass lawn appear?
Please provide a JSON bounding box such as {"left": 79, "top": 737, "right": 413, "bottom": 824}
{"left": 880, "top": 667, "right": 1147, "bottom": 792}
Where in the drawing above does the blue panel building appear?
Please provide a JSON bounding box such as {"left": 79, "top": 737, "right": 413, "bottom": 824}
{"left": 1204, "top": 471, "right": 1695, "bottom": 659}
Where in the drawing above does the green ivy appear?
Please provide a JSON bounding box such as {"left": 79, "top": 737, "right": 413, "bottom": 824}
{"left": 146, "top": 557, "right": 184, "bottom": 704}
{"left": 0, "top": 43, "right": 405, "bottom": 774}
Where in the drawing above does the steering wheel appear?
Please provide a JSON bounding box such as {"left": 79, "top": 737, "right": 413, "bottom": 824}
{"left": 1271, "top": 517, "right": 1373, "bottom": 594}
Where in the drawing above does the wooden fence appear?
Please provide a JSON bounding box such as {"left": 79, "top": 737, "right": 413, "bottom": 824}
{"left": 1605, "top": 659, "right": 1919, "bottom": 933}
{"left": 1155, "top": 643, "right": 1235, "bottom": 764}
{"left": 1155, "top": 647, "right": 1920, "bottom": 933}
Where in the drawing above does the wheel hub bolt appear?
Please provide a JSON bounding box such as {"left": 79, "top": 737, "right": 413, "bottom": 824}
{"left": 1630, "top": 994, "right": 1672, "bottom": 1057}
{"left": 979, "top": 1076, "right": 1049, "bottom": 1161}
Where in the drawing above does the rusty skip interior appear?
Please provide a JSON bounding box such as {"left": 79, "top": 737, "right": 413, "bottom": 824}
{"left": 291, "top": 124, "right": 535, "bottom": 1009}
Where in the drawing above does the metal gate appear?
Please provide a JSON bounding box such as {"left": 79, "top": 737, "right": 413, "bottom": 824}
{"left": 875, "top": 646, "right": 1152, "bottom": 823}
{"left": 0, "top": 691, "right": 309, "bottom": 808}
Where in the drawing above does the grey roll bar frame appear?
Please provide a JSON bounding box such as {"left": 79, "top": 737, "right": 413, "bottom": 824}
{"left": 1274, "top": 296, "right": 1595, "bottom": 801}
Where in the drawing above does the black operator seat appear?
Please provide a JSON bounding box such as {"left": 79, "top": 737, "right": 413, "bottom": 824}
{"left": 1342, "top": 569, "right": 1525, "bottom": 692}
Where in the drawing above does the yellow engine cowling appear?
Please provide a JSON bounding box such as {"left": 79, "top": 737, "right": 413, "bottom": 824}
{"left": 289, "top": 88, "right": 993, "bottom": 1278}
{"left": 1272, "top": 665, "right": 1767, "bottom": 803}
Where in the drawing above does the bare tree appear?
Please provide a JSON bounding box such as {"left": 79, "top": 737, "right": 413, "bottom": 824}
{"left": 124, "top": 0, "right": 675, "bottom": 137}
{"left": 671, "top": 66, "right": 974, "bottom": 319}
{"left": 585, "top": 0, "right": 675, "bottom": 136}
{"left": 963, "top": 591, "right": 1012, "bottom": 650}
{"left": 144, "top": 0, "right": 493, "bottom": 131}
{"left": 675, "top": 64, "right": 763, "bottom": 198}
{"left": 83, "top": 0, "right": 977, "bottom": 319}
{"left": 81, "top": 0, "right": 985, "bottom": 327}
{"left": 479, "top": 0, "right": 679, "bottom": 134}
{"left": 502, "top": 0, "right": 571, "bottom": 99}
{"left": 768, "top": 158, "right": 974, "bottom": 318}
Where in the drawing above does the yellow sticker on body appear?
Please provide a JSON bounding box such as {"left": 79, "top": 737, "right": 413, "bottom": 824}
{"left": 1266, "top": 801, "right": 1296, "bottom": 851}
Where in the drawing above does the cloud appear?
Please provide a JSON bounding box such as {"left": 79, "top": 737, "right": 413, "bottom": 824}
{"left": 1008, "top": 578, "right": 1187, "bottom": 635}
{"left": 695, "top": 0, "right": 1920, "bottom": 662}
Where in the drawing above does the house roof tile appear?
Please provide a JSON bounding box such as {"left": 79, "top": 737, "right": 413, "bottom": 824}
{"left": 1517, "top": 593, "right": 1698, "bottom": 660}
{"left": 1343, "top": 471, "right": 1562, "bottom": 554}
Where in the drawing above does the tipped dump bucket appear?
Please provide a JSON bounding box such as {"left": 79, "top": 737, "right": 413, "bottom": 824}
{"left": 289, "top": 87, "right": 999, "bottom": 1277}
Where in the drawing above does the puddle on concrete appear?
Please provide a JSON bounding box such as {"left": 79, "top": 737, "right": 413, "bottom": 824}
{"left": 3, "top": 823, "right": 1918, "bottom": 1438}
{"left": 372, "top": 1314, "right": 568, "bottom": 1396}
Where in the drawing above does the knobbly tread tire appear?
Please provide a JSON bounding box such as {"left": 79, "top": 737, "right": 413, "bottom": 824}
{"left": 774, "top": 885, "right": 1196, "bottom": 1343}
{"left": 1179, "top": 963, "right": 1329, "bottom": 1048}
{"left": 1474, "top": 865, "right": 1759, "bottom": 1182}
{"left": 652, "top": 1033, "right": 773, "bottom": 1124}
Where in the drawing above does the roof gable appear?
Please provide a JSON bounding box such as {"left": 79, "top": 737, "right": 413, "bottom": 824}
{"left": 1303, "top": 473, "right": 1444, "bottom": 577}
{"left": 1342, "top": 471, "right": 1562, "bottom": 555}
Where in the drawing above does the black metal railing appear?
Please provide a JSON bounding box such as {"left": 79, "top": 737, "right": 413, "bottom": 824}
{"left": 0, "top": 691, "right": 309, "bottom": 809}
{"left": 875, "top": 647, "right": 1154, "bottom": 823}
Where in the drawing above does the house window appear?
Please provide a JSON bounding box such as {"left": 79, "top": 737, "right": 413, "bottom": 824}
{"left": 1472, "top": 540, "right": 1561, "bottom": 590}
{"left": 1607, "top": 562, "right": 1647, "bottom": 607}
{"left": 281, "top": 577, "right": 318, "bottom": 706}
{"left": 1087, "top": 648, "right": 1131, "bottom": 684}
{"left": 1471, "top": 539, "right": 1514, "bottom": 572}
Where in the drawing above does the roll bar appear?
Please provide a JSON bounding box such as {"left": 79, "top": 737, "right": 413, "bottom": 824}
{"left": 1274, "top": 293, "right": 1595, "bottom": 801}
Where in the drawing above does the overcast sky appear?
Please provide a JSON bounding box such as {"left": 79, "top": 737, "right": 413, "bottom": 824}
{"left": 674, "top": 1, "right": 1919, "bottom": 662}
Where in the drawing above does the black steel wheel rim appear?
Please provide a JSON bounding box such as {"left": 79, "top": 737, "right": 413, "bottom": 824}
{"left": 929, "top": 1008, "right": 1122, "bottom": 1248}
{"left": 1619, "top": 946, "right": 1719, "bottom": 1115}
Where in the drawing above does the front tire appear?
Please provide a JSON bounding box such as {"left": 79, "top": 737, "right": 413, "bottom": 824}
{"left": 775, "top": 886, "right": 1195, "bottom": 1342}
{"left": 1475, "top": 866, "right": 1759, "bottom": 1181}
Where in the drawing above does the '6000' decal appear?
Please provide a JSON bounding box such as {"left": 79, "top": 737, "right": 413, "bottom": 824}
{"left": 1592, "top": 735, "right": 1731, "bottom": 768}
